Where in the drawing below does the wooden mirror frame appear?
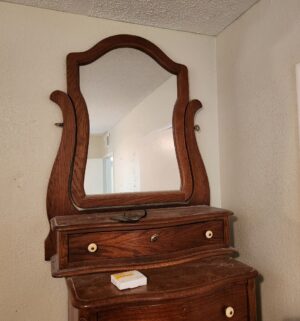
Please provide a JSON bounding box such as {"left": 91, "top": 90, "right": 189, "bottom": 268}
{"left": 45, "top": 35, "right": 209, "bottom": 259}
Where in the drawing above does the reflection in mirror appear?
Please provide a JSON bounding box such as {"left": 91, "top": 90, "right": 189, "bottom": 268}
{"left": 80, "top": 48, "right": 180, "bottom": 195}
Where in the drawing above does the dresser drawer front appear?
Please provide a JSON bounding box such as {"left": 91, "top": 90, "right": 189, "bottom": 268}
{"left": 99, "top": 283, "right": 248, "bottom": 321}
{"left": 68, "top": 220, "right": 225, "bottom": 263}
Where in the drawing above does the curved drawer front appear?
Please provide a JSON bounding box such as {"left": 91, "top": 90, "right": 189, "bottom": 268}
{"left": 68, "top": 220, "right": 225, "bottom": 263}
{"left": 98, "top": 283, "right": 248, "bottom": 321}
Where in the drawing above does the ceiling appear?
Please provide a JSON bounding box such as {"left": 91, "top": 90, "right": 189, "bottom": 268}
{"left": 3, "top": 0, "right": 259, "bottom": 35}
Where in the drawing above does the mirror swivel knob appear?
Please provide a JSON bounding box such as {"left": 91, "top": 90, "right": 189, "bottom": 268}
{"left": 225, "top": 306, "right": 234, "bottom": 318}
{"left": 87, "top": 243, "right": 98, "bottom": 253}
{"left": 205, "top": 230, "right": 213, "bottom": 239}
{"left": 150, "top": 234, "right": 159, "bottom": 242}
{"left": 194, "top": 124, "right": 200, "bottom": 131}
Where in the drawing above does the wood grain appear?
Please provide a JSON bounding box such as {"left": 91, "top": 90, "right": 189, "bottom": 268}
{"left": 185, "top": 99, "right": 210, "bottom": 205}
{"left": 67, "top": 255, "right": 257, "bottom": 310}
{"left": 247, "top": 278, "right": 258, "bottom": 321}
{"left": 51, "top": 206, "right": 232, "bottom": 232}
{"left": 98, "top": 283, "right": 248, "bottom": 321}
{"left": 45, "top": 90, "right": 78, "bottom": 260}
{"left": 52, "top": 248, "right": 237, "bottom": 277}
{"left": 51, "top": 206, "right": 232, "bottom": 275}
{"left": 68, "top": 220, "right": 224, "bottom": 262}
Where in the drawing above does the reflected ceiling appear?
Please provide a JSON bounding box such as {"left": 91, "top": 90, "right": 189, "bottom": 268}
{"left": 80, "top": 48, "right": 172, "bottom": 134}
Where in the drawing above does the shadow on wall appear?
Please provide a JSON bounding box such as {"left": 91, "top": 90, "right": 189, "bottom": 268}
{"left": 256, "top": 274, "right": 263, "bottom": 321}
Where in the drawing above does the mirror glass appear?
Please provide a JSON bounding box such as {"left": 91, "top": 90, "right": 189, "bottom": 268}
{"left": 80, "top": 48, "right": 180, "bottom": 195}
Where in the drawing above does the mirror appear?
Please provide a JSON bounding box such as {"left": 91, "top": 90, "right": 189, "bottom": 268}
{"left": 46, "top": 35, "right": 210, "bottom": 258}
{"left": 55, "top": 34, "right": 209, "bottom": 210}
{"left": 80, "top": 48, "right": 180, "bottom": 195}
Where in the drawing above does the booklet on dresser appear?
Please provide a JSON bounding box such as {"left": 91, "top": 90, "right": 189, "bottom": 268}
{"left": 111, "top": 270, "right": 147, "bottom": 290}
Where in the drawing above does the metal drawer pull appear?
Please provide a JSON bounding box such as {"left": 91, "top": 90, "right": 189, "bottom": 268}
{"left": 205, "top": 230, "right": 214, "bottom": 239}
{"left": 150, "top": 234, "right": 159, "bottom": 242}
{"left": 87, "top": 243, "right": 98, "bottom": 253}
{"left": 225, "top": 306, "right": 234, "bottom": 318}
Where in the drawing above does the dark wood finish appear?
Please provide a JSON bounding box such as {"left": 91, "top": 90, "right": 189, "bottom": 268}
{"left": 68, "top": 303, "right": 97, "bottom": 321}
{"left": 247, "top": 278, "right": 257, "bottom": 321}
{"left": 68, "top": 220, "right": 224, "bottom": 262}
{"left": 45, "top": 35, "right": 211, "bottom": 258}
{"left": 50, "top": 206, "right": 232, "bottom": 275}
{"left": 52, "top": 248, "right": 236, "bottom": 278}
{"left": 67, "top": 256, "right": 257, "bottom": 321}
{"left": 51, "top": 206, "right": 231, "bottom": 232}
{"left": 98, "top": 284, "right": 248, "bottom": 321}
{"left": 185, "top": 99, "right": 210, "bottom": 205}
{"left": 46, "top": 34, "right": 210, "bottom": 218}
{"left": 67, "top": 256, "right": 257, "bottom": 309}
{"left": 45, "top": 90, "right": 78, "bottom": 260}
{"left": 46, "top": 34, "right": 258, "bottom": 321}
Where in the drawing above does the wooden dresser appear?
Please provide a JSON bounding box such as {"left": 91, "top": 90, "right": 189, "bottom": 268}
{"left": 45, "top": 35, "right": 258, "bottom": 321}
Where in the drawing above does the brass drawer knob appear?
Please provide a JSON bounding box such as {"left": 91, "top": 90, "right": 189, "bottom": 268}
{"left": 87, "top": 243, "right": 98, "bottom": 253}
{"left": 205, "top": 230, "right": 214, "bottom": 239}
{"left": 150, "top": 234, "right": 159, "bottom": 242}
{"left": 225, "top": 306, "right": 234, "bottom": 318}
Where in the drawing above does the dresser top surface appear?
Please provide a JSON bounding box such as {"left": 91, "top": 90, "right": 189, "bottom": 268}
{"left": 67, "top": 255, "right": 257, "bottom": 310}
{"left": 51, "top": 205, "right": 232, "bottom": 232}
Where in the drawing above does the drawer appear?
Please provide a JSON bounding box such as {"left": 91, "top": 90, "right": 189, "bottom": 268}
{"left": 99, "top": 283, "right": 248, "bottom": 321}
{"left": 68, "top": 220, "right": 225, "bottom": 264}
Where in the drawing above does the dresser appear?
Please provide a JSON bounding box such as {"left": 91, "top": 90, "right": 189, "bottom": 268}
{"left": 45, "top": 34, "right": 258, "bottom": 321}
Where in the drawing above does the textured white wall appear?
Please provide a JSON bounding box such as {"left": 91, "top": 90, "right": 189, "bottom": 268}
{"left": 0, "top": 2, "right": 219, "bottom": 320}
{"left": 217, "top": 0, "right": 300, "bottom": 320}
